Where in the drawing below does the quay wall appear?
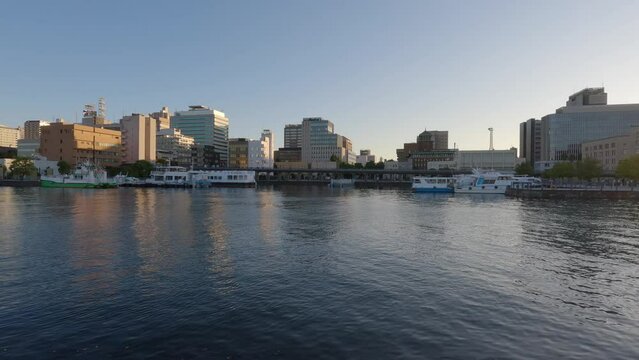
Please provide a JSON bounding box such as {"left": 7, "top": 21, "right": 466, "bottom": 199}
{"left": 0, "top": 180, "right": 40, "bottom": 187}
{"left": 257, "top": 180, "right": 411, "bottom": 189}
{"left": 506, "top": 188, "right": 639, "bottom": 200}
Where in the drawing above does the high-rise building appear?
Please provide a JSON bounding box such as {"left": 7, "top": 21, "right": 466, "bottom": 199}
{"left": 23, "top": 120, "right": 50, "bottom": 140}
{"left": 284, "top": 124, "right": 302, "bottom": 148}
{"left": 120, "top": 114, "right": 157, "bottom": 164}
{"left": 300, "top": 117, "right": 354, "bottom": 165}
{"left": 0, "top": 125, "right": 21, "bottom": 148}
{"left": 540, "top": 88, "right": 639, "bottom": 161}
{"left": 156, "top": 128, "right": 194, "bottom": 167}
{"left": 261, "top": 129, "right": 274, "bottom": 167}
{"left": 40, "top": 123, "right": 122, "bottom": 167}
{"left": 228, "top": 138, "right": 249, "bottom": 169}
{"left": 150, "top": 106, "right": 171, "bottom": 131}
{"left": 519, "top": 118, "right": 541, "bottom": 165}
{"left": 171, "top": 105, "right": 229, "bottom": 165}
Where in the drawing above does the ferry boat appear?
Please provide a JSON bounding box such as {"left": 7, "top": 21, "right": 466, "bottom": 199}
{"left": 412, "top": 177, "right": 455, "bottom": 193}
{"left": 41, "top": 161, "right": 117, "bottom": 189}
{"left": 146, "top": 167, "right": 256, "bottom": 187}
{"left": 454, "top": 170, "right": 515, "bottom": 194}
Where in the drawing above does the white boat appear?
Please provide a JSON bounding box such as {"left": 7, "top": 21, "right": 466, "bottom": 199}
{"left": 146, "top": 167, "right": 256, "bottom": 187}
{"left": 41, "top": 161, "right": 116, "bottom": 188}
{"left": 412, "top": 177, "right": 455, "bottom": 193}
{"left": 454, "top": 170, "right": 516, "bottom": 194}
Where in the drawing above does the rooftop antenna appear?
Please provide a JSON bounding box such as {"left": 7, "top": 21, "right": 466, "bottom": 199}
{"left": 98, "top": 97, "right": 106, "bottom": 120}
{"left": 488, "top": 127, "right": 494, "bottom": 151}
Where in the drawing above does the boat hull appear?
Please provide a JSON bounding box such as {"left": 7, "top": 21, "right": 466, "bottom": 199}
{"left": 454, "top": 186, "right": 508, "bottom": 194}
{"left": 413, "top": 187, "right": 454, "bottom": 193}
{"left": 41, "top": 180, "right": 116, "bottom": 189}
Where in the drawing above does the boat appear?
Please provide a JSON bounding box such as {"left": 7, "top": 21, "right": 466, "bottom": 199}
{"left": 412, "top": 176, "right": 455, "bottom": 193}
{"left": 146, "top": 167, "right": 256, "bottom": 187}
{"left": 454, "top": 170, "right": 515, "bottom": 194}
{"left": 40, "top": 161, "right": 117, "bottom": 188}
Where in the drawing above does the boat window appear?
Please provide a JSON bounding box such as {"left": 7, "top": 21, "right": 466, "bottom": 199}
{"left": 414, "top": 179, "right": 421, "bottom": 183}
{"left": 495, "top": 186, "right": 498, "bottom": 189}
{"left": 228, "top": 175, "right": 233, "bottom": 180}
{"left": 166, "top": 176, "right": 173, "bottom": 180}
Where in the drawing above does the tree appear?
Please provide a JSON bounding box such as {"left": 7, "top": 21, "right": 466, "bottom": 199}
{"left": 364, "top": 160, "right": 376, "bottom": 169}
{"left": 616, "top": 155, "right": 639, "bottom": 180}
{"left": 156, "top": 158, "right": 168, "bottom": 166}
{"left": 132, "top": 160, "right": 154, "bottom": 178}
{"left": 543, "top": 162, "right": 575, "bottom": 179}
{"left": 9, "top": 157, "right": 37, "bottom": 179}
{"left": 575, "top": 158, "right": 602, "bottom": 180}
{"left": 57, "top": 160, "right": 72, "bottom": 175}
{"left": 515, "top": 162, "right": 534, "bottom": 175}
{"left": 329, "top": 154, "right": 338, "bottom": 162}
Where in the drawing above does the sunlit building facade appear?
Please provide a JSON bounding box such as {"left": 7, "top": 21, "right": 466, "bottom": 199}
{"left": 171, "top": 106, "right": 229, "bottom": 165}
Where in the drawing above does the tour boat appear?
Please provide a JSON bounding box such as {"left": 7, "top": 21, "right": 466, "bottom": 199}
{"left": 146, "top": 167, "right": 256, "bottom": 187}
{"left": 454, "top": 170, "right": 515, "bottom": 194}
{"left": 412, "top": 177, "right": 455, "bottom": 193}
{"left": 40, "top": 161, "right": 117, "bottom": 188}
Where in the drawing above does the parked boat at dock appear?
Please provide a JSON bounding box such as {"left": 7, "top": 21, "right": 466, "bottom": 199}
{"left": 40, "top": 161, "right": 117, "bottom": 189}
{"left": 146, "top": 167, "right": 256, "bottom": 187}
{"left": 412, "top": 177, "right": 455, "bottom": 193}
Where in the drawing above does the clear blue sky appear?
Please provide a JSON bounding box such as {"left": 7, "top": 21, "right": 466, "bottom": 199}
{"left": 1, "top": 0, "right": 638, "bottom": 159}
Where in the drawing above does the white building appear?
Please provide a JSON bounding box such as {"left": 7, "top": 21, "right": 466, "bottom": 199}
{"left": 0, "top": 125, "right": 20, "bottom": 148}
{"left": 157, "top": 128, "right": 194, "bottom": 166}
{"left": 356, "top": 149, "right": 376, "bottom": 165}
{"left": 427, "top": 148, "right": 520, "bottom": 172}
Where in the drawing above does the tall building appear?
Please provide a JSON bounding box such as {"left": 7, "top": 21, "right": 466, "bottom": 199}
{"left": 284, "top": 124, "right": 302, "bottom": 148}
{"left": 261, "top": 129, "right": 274, "bottom": 167}
{"left": 519, "top": 118, "right": 541, "bottom": 164}
{"left": 23, "top": 120, "right": 50, "bottom": 140}
{"left": 540, "top": 88, "right": 639, "bottom": 161}
{"left": 120, "top": 114, "right": 157, "bottom": 164}
{"left": 150, "top": 106, "right": 171, "bottom": 131}
{"left": 397, "top": 129, "right": 448, "bottom": 161}
{"left": 0, "top": 125, "right": 21, "bottom": 148}
{"left": 228, "top": 138, "right": 249, "bottom": 168}
{"left": 156, "top": 128, "right": 194, "bottom": 167}
{"left": 171, "top": 105, "right": 229, "bottom": 165}
{"left": 300, "top": 117, "right": 354, "bottom": 165}
{"left": 248, "top": 133, "right": 273, "bottom": 169}
{"left": 40, "top": 122, "right": 122, "bottom": 167}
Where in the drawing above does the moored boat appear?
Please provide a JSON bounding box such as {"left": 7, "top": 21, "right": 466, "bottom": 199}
{"left": 412, "top": 177, "right": 455, "bottom": 193}
{"left": 40, "top": 161, "right": 117, "bottom": 188}
{"left": 454, "top": 170, "right": 515, "bottom": 194}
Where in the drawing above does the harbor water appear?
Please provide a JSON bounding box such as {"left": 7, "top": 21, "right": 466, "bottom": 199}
{"left": 1, "top": 186, "right": 638, "bottom": 359}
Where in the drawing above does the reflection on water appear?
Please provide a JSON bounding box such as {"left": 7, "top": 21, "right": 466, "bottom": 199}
{"left": 0, "top": 186, "right": 638, "bottom": 359}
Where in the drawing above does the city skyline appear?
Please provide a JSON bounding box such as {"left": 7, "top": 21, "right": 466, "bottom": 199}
{"left": 1, "top": 0, "right": 639, "bottom": 159}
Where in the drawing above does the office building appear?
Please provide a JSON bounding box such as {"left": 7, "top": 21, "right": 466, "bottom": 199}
{"left": 191, "top": 144, "right": 221, "bottom": 168}
{"left": 284, "top": 124, "right": 302, "bottom": 148}
{"left": 171, "top": 105, "right": 229, "bottom": 165}
{"left": 261, "top": 129, "right": 274, "bottom": 167}
{"left": 582, "top": 128, "right": 639, "bottom": 172}
{"left": 519, "top": 118, "right": 541, "bottom": 164}
{"left": 411, "top": 150, "right": 457, "bottom": 170}
{"left": 0, "top": 125, "right": 20, "bottom": 148}
{"left": 23, "top": 120, "right": 50, "bottom": 140}
{"left": 300, "top": 117, "right": 355, "bottom": 165}
{"left": 425, "top": 148, "right": 520, "bottom": 172}
{"left": 17, "top": 139, "right": 40, "bottom": 157}
{"left": 540, "top": 88, "right": 639, "bottom": 161}
{"left": 40, "top": 122, "right": 122, "bottom": 167}
{"left": 228, "top": 138, "right": 250, "bottom": 169}
{"left": 156, "top": 128, "right": 194, "bottom": 167}
{"left": 248, "top": 138, "right": 270, "bottom": 169}
{"left": 274, "top": 147, "right": 302, "bottom": 163}
{"left": 120, "top": 114, "right": 157, "bottom": 164}
{"left": 397, "top": 129, "right": 448, "bottom": 161}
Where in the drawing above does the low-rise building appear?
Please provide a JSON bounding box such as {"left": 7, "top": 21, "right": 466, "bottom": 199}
{"left": 228, "top": 138, "right": 249, "bottom": 169}
{"left": 17, "top": 139, "right": 40, "bottom": 157}
{"left": 425, "top": 148, "right": 520, "bottom": 172}
{"left": 356, "top": 149, "right": 376, "bottom": 165}
{"left": 40, "top": 122, "right": 122, "bottom": 167}
{"left": 582, "top": 128, "right": 639, "bottom": 172}
{"left": 0, "top": 125, "right": 20, "bottom": 148}
{"left": 191, "top": 144, "right": 221, "bottom": 168}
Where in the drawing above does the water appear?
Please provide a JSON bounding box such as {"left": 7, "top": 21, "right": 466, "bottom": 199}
{"left": 1, "top": 186, "right": 639, "bottom": 359}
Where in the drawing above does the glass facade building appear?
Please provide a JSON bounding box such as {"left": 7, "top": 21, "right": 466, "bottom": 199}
{"left": 171, "top": 106, "right": 229, "bottom": 165}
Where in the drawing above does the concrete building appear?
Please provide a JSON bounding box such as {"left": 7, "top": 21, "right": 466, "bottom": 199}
{"left": 23, "top": 120, "right": 50, "bottom": 140}
{"left": 582, "top": 128, "right": 639, "bottom": 173}
{"left": 120, "top": 114, "right": 157, "bottom": 164}
{"left": 150, "top": 107, "right": 171, "bottom": 131}
{"left": 248, "top": 138, "right": 270, "bottom": 169}
{"left": 171, "top": 105, "right": 229, "bottom": 165}
{"left": 356, "top": 149, "right": 376, "bottom": 165}
{"left": 261, "top": 129, "right": 274, "bottom": 167}
{"left": 540, "top": 88, "right": 639, "bottom": 161}
{"left": 228, "top": 138, "right": 249, "bottom": 169}
{"left": 156, "top": 128, "right": 194, "bottom": 167}
{"left": 191, "top": 144, "right": 220, "bottom": 168}
{"left": 274, "top": 147, "right": 302, "bottom": 163}
{"left": 426, "top": 148, "right": 520, "bottom": 172}
{"left": 300, "top": 117, "right": 354, "bottom": 165}
{"left": 0, "top": 125, "right": 20, "bottom": 148}
{"left": 40, "top": 122, "right": 122, "bottom": 167}
{"left": 410, "top": 149, "right": 457, "bottom": 170}
{"left": 519, "top": 118, "right": 541, "bottom": 164}
{"left": 284, "top": 124, "right": 302, "bottom": 148}
{"left": 397, "top": 129, "right": 448, "bottom": 161}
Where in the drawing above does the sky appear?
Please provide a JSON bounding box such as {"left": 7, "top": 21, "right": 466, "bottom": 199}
{"left": 1, "top": 0, "right": 638, "bottom": 159}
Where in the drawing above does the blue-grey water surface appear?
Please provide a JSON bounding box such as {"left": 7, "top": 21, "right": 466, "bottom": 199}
{"left": 1, "top": 186, "right": 639, "bottom": 359}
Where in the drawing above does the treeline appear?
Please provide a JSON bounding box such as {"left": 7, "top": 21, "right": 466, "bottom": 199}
{"left": 105, "top": 160, "right": 154, "bottom": 178}
{"left": 515, "top": 155, "right": 639, "bottom": 180}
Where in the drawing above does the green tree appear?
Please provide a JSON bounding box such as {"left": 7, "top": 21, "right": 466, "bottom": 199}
{"left": 9, "top": 157, "right": 37, "bottom": 179}
{"left": 514, "top": 162, "right": 534, "bottom": 175}
{"left": 364, "top": 160, "right": 376, "bottom": 169}
{"left": 57, "top": 160, "right": 72, "bottom": 175}
{"left": 543, "top": 162, "right": 575, "bottom": 179}
{"left": 329, "top": 154, "right": 338, "bottom": 162}
{"left": 616, "top": 155, "right": 639, "bottom": 180}
{"left": 575, "top": 158, "right": 602, "bottom": 180}
{"left": 132, "top": 160, "right": 154, "bottom": 178}
{"left": 156, "top": 158, "right": 168, "bottom": 166}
